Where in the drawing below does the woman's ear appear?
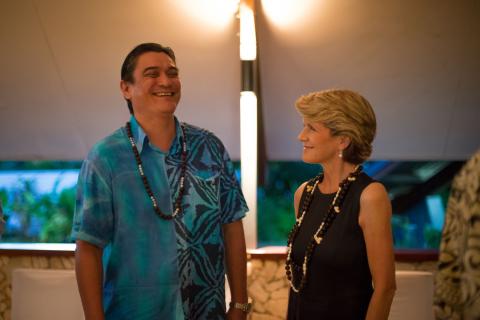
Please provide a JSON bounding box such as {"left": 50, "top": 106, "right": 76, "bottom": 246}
{"left": 339, "top": 135, "right": 351, "bottom": 151}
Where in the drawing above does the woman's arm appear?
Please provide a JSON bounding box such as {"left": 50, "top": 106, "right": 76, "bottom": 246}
{"left": 75, "top": 240, "right": 105, "bottom": 320}
{"left": 359, "top": 182, "right": 396, "bottom": 320}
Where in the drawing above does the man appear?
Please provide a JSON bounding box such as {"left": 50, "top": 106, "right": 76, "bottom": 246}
{"left": 72, "top": 43, "right": 250, "bottom": 319}
{"left": 434, "top": 150, "right": 480, "bottom": 319}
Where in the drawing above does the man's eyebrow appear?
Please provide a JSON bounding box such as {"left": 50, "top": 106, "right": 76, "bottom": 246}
{"left": 143, "top": 66, "right": 159, "bottom": 74}
{"left": 142, "top": 66, "right": 179, "bottom": 74}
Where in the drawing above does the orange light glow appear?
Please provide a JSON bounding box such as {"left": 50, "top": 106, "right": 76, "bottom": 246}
{"left": 173, "top": 0, "right": 239, "bottom": 28}
{"left": 261, "top": 0, "right": 318, "bottom": 28}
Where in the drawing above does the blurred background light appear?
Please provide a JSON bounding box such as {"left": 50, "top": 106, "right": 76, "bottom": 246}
{"left": 172, "top": 0, "right": 239, "bottom": 28}
{"left": 261, "top": 0, "right": 318, "bottom": 28}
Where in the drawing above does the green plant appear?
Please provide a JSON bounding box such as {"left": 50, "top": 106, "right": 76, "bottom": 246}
{"left": 257, "top": 161, "right": 320, "bottom": 246}
{"left": 424, "top": 225, "right": 442, "bottom": 249}
{"left": 257, "top": 187, "right": 295, "bottom": 245}
{"left": 1, "top": 178, "right": 76, "bottom": 243}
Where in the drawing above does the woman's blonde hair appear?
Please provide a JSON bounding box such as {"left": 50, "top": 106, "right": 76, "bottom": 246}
{"left": 295, "top": 89, "right": 377, "bottom": 164}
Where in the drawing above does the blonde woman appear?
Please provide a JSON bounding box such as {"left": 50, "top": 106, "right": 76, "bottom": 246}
{"left": 286, "top": 89, "right": 396, "bottom": 319}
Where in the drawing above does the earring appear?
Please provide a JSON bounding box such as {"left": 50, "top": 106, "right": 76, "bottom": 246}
{"left": 338, "top": 150, "right": 343, "bottom": 158}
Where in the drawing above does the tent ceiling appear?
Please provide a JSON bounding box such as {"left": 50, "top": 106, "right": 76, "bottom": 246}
{"left": 0, "top": 0, "right": 240, "bottom": 160}
{"left": 0, "top": 0, "right": 478, "bottom": 161}
{"left": 258, "top": 0, "right": 480, "bottom": 160}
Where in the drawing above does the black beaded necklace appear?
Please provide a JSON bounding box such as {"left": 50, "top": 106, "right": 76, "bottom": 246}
{"left": 285, "top": 165, "right": 363, "bottom": 293}
{"left": 125, "top": 121, "right": 187, "bottom": 220}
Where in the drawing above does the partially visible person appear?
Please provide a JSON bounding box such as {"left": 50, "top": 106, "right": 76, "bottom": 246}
{"left": 72, "top": 43, "right": 250, "bottom": 320}
{"left": 434, "top": 150, "right": 480, "bottom": 320}
{"left": 286, "top": 89, "right": 396, "bottom": 319}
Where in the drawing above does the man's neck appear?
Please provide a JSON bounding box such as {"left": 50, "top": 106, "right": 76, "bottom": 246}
{"left": 135, "top": 113, "right": 176, "bottom": 152}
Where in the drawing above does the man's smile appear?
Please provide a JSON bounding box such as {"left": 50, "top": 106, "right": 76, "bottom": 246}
{"left": 153, "top": 92, "right": 175, "bottom": 97}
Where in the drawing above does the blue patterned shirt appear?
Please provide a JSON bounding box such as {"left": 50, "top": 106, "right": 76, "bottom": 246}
{"left": 72, "top": 116, "right": 248, "bottom": 319}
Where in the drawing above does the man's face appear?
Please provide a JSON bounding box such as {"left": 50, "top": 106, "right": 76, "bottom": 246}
{"left": 121, "top": 51, "right": 181, "bottom": 117}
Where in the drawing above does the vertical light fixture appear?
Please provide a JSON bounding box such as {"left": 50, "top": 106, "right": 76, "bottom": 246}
{"left": 240, "top": 1, "right": 257, "bottom": 60}
{"left": 239, "top": 0, "right": 257, "bottom": 249}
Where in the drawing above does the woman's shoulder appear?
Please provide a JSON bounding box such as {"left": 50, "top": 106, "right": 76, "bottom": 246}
{"left": 361, "top": 182, "right": 388, "bottom": 201}
{"left": 294, "top": 181, "right": 309, "bottom": 199}
{"left": 293, "top": 181, "right": 310, "bottom": 217}
{"left": 358, "top": 171, "right": 387, "bottom": 199}
{"left": 354, "top": 172, "right": 385, "bottom": 195}
{"left": 359, "top": 179, "right": 391, "bottom": 222}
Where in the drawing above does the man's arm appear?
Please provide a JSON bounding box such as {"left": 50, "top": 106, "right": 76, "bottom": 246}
{"left": 75, "top": 239, "right": 105, "bottom": 320}
{"left": 222, "top": 220, "right": 248, "bottom": 320}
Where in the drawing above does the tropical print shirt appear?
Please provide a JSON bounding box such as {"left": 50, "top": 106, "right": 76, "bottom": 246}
{"left": 72, "top": 116, "right": 248, "bottom": 319}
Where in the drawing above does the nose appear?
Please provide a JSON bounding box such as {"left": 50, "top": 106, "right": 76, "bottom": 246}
{"left": 298, "top": 127, "right": 307, "bottom": 142}
{"left": 156, "top": 72, "right": 173, "bottom": 86}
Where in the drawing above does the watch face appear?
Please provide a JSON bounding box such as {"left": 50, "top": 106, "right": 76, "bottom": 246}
{"left": 231, "top": 302, "right": 252, "bottom": 313}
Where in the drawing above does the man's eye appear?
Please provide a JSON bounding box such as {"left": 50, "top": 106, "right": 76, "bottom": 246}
{"left": 167, "top": 69, "right": 179, "bottom": 77}
{"left": 145, "top": 72, "right": 159, "bottom": 78}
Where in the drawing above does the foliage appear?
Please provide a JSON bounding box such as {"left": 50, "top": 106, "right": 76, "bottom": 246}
{"left": 391, "top": 215, "right": 417, "bottom": 248}
{"left": 424, "top": 225, "right": 442, "bottom": 248}
{"left": 0, "top": 160, "right": 81, "bottom": 171}
{"left": 1, "top": 178, "right": 75, "bottom": 243}
{"left": 257, "top": 187, "right": 294, "bottom": 246}
{"left": 0, "top": 160, "right": 453, "bottom": 249}
{"left": 258, "top": 161, "right": 448, "bottom": 249}
{"left": 0, "top": 189, "right": 7, "bottom": 209}
{"left": 257, "top": 161, "right": 320, "bottom": 246}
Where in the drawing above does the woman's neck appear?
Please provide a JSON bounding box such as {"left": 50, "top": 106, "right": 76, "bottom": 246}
{"left": 320, "top": 161, "right": 357, "bottom": 194}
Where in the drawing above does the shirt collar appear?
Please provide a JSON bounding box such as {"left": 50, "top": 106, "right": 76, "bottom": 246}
{"left": 129, "top": 115, "right": 147, "bottom": 153}
{"left": 129, "top": 115, "right": 185, "bottom": 155}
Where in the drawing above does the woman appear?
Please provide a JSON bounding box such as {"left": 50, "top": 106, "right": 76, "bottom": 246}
{"left": 286, "top": 89, "right": 396, "bottom": 319}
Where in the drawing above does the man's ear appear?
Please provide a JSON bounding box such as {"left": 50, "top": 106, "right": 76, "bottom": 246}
{"left": 120, "top": 80, "right": 132, "bottom": 100}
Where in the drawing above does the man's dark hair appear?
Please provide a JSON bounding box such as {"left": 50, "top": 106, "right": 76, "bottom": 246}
{"left": 121, "top": 43, "right": 176, "bottom": 114}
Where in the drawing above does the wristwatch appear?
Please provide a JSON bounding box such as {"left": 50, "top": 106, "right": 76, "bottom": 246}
{"left": 229, "top": 301, "right": 252, "bottom": 313}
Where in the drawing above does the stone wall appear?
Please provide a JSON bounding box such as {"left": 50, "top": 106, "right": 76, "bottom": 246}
{"left": 247, "top": 260, "right": 289, "bottom": 320}
{"left": 246, "top": 259, "right": 438, "bottom": 320}
{"left": 0, "top": 253, "right": 437, "bottom": 320}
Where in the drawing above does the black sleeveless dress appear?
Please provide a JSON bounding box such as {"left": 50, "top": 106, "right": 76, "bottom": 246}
{"left": 287, "top": 172, "right": 374, "bottom": 320}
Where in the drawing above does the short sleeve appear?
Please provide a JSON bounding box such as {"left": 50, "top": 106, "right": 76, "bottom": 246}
{"left": 71, "top": 157, "right": 114, "bottom": 248}
{"left": 218, "top": 147, "right": 249, "bottom": 224}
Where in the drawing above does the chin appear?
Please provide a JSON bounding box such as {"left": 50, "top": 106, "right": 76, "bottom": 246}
{"left": 302, "top": 154, "right": 319, "bottom": 164}
{"left": 165, "top": 105, "right": 178, "bottom": 113}
{"left": 157, "top": 103, "right": 178, "bottom": 114}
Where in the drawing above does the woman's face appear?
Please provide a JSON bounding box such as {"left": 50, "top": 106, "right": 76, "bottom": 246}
{"left": 297, "top": 119, "right": 342, "bottom": 164}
